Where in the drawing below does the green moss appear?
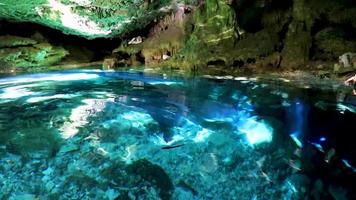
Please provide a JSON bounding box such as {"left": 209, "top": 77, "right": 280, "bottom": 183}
{"left": 282, "top": 21, "right": 312, "bottom": 68}
{"left": 113, "top": 43, "right": 143, "bottom": 55}
{"left": 262, "top": 9, "right": 291, "bottom": 32}
{"left": 165, "top": 0, "right": 239, "bottom": 70}
{"left": 0, "top": 42, "right": 68, "bottom": 70}
{"left": 328, "top": 8, "right": 356, "bottom": 28}
{"left": 306, "top": 0, "right": 356, "bottom": 28}
{"left": 314, "top": 27, "right": 356, "bottom": 60}
{"left": 281, "top": 0, "right": 314, "bottom": 68}
{"left": 0, "top": 35, "right": 38, "bottom": 48}
{"left": 234, "top": 30, "right": 279, "bottom": 60}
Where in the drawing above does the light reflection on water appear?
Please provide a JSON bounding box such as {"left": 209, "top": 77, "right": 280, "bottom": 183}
{"left": 0, "top": 69, "right": 355, "bottom": 199}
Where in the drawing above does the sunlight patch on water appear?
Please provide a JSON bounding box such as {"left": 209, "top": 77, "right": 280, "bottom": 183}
{"left": 239, "top": 117, "right": 273, "bottom": 146}
{"left": 120, "top": 111, "right": 156, "bottom": 129}
{"left": 0, "top": 73, "right": 99, "bottom": 85}
{"left": 26, "top": 94, "right": 77, "bottom": 103}
{"left": 150, "top": 118, "right": 214, "bottom": 145}
{"left": 193, "top": 128, "right": 213, "bottom": 143}
{"left": 60, "top": 98, "right": 112, "bottom": 139}
{"left": 151, "top": 134, "right": 185, "bottom": 146}
{"left": 85, "top": 69, "right": 115, "bottom": 72}
{"left": 234, "top": 77, "right": 248, "bottom": 81}
{"left": 0, "top": 84, "right": 40, "bottom": 100}
{"left": 148, "top": 81, "right": 183, "bottom": 86}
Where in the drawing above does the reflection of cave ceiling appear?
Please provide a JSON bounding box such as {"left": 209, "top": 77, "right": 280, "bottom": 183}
{"left": 0, "top": 0, "right": 188, "bottom": 39}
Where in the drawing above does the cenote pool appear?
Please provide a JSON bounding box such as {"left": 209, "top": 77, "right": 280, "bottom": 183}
{"left": 0, "top": 69, "right": 355, "bottom": 199}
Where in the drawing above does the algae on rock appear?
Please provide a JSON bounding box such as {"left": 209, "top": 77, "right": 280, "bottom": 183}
{"left": 168, "top": 0, "right": 239, "bottom": 70}
{"left": 113, "top": 2, "right": 194, "bottom": 67}
{"left": 0, "top": 35, "right": 68, "bottom": 71}
{"left": 281, "top": 0, "right": 313, "bottom": 68}
{"left": 314, "top": 27, "right": 356, "bottom": 60}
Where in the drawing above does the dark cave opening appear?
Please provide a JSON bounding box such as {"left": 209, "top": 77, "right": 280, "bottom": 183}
{"left": 310, "top": 15, "right": 356, "bottom": 60}
{"left": 233, "top": 0, "right": 293, "bottom": 33}
{"left": 232, "top": 60, "right": 245, "bottom": 68}
{"left": 207, "top": 59, "right": 226, "bottom": 67}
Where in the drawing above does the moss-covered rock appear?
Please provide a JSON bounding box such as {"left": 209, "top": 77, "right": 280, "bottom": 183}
{"left": 0, "top": 35, "right": 38, "bottom": 48}
{"left": 3, "top": 0, "right": 354, "bottom": 72}
{"left": 113, "top": 3, "right": 194, "bottom": 67}
{"left": 234, "top": 29, "right": 280, "bottom": 61}
{"left": 314, "top": 27, "right": 356, "bottom": 60}
{"left": 126, "top": 159, "right": 174, "bottom": 200}
{"left": 165, "top": 0, "right": 239, "bottom": 70}
{"left": 0, "top": 35, "right": 68, "bottom": 71}
{"left": 281, "top": 0, "right": 313, "bottom": 68}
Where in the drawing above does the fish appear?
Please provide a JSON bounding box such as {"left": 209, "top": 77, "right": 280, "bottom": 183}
{"left": 325, "top": 148, "right": 336, "bottom": 163}
{"left": 288, "top": 159, "right": 302, "bottom": 171}
{"left": 310, "top": 142, "right": 324, "bottom": 153}
{"left": 161, "top": 144, "right": 185, "bottom": 150}
{"left": 342, "top": 159, "right": 356, "bottom": 173}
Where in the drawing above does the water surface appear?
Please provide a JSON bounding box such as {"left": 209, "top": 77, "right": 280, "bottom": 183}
{"left": 0, "top": 69, "right": 355, "bottom": 199}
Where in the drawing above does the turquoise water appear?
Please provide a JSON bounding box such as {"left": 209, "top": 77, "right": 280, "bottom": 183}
{"left": 0, "top": 69, "right": 355, "bottom": 199}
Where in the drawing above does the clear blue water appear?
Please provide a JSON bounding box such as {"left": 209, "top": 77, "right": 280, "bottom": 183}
{"left": 0, "top": 69, "right": 355, "bottom": 199}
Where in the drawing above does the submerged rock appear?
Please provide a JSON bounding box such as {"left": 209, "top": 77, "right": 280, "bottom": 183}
{"left": 9, "top": 194, "right": 36, "bottom": 200}
{"left": 126, "top": 159, "right": 174, "bottom": 200}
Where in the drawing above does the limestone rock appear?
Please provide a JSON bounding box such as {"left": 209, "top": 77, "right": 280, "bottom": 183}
{"left": 167, "top": 0, "right": 240, "bottom": 70}
{"left": 339, "top": 53, "right": 356, "bottom": 68}
{"left": 128, "top": 36, "right": 144, "bottom": 45}
{"left": 103, "top": 57, "right": 119, "bottom": 69}
{"left": 281, "top": 0, "right": 313, "bottom": 69}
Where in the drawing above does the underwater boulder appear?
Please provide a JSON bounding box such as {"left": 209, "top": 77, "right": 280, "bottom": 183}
{"left": 5, "top": 127, "right": 62, "bottom": 159}
{"left": 126, "top": 159, "right": 174, "bottom": 200}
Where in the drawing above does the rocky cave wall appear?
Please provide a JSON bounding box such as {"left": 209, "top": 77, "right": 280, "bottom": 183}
{"left": 114, "top": 0, "right": 356, "bottom": 73}
{"left": 1, "top": 0, "right": 356, "bottom": 73}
